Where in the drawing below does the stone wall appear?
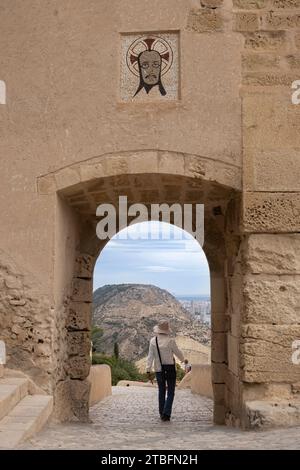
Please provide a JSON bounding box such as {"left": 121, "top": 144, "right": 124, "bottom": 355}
{"left": 0, "top": 250, "right": 53, "bottom": 392}
{"left": 0, "top": 0, "right": 300, "bottom": 428}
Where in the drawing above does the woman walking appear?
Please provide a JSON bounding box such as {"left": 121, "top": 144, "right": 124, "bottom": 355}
{"left": 146, "top": 320, "right": 185, "bottom": 421}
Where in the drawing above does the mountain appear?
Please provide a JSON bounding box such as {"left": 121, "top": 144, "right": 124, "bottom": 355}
{"left": 92, "top": 284, "right": 211, "bottom": 362}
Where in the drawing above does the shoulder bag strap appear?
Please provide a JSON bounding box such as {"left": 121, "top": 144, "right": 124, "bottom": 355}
{"left": 155, "top": 337, "right": 163, "bottom": 367}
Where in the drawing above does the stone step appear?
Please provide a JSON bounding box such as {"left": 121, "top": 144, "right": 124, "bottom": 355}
{"left": 0, "top": 394, "right": 53, "bottom": 449}
{"left": 0, "top": 377, "right": 29, "bottom": 421}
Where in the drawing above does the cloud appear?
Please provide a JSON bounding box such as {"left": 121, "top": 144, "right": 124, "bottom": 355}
{"left": 141, "top": 265, "right": 179, "bottom": 273}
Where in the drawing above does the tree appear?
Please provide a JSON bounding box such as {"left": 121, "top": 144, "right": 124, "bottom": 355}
{"left": 114, "top": 342, "right": 119, "bottom": 359}
{"left": 91, "top": 325, "right": 104, "bottom": 353}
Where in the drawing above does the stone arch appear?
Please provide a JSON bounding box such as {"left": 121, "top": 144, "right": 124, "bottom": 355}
{"left": 39, "top": 150, "right": 242, "bottom": 424}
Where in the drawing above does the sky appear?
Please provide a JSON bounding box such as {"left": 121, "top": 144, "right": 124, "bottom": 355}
{"left": 93, "top": 221, "right": 210, "bottom": 297}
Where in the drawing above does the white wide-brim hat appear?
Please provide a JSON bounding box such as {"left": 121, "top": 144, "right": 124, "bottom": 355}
{"left": 153, "top": 321, "right": 171, "bottom": 335}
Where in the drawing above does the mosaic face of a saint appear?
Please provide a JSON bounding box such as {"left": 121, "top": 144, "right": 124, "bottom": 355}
{"left": 138, "top": 50, "right": 162, "bottom": 86}
{"left": 126, "top": 35, "right": 173, "bottom": 98}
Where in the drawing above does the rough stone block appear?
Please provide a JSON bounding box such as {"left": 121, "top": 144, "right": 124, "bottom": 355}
{"left": 234, "top": 12, "right": 259, "bottom": 32}
{"left": 243, "top": 277, "right": 300, "bottom": 324}
{"left": 4, "top": 276, "right": 23, "bottom": 290}
{"left": 211, "top": 313, "right": 228, "bottom": 333}
{"left": 213, "top": 383, "right": 226, "bottom": 405}
{"left": 201, "top": 0, "right": 223, "bottom": 7}
{"left": 186, "top": 9, "right": 223, "bottom": 33}
{"left": 128, "top": 152, "right": 158, "bottom": 174}
{"left": 243, "top": 192, "right": 300, "bottom": 233}
{"left": 74, "top": 253, "right": 94, "bottom": 278}
{"left": 246, "top": 234, "right": 300, "bottom": 274}
{"left": 244, "top": 148, "right": 300, "bottom": 192}
{"left": 158, "top": 152, "right": 185, "bottom": 175}
{"left": 211, "top": 332, "right": 227, "bottom": 363}
{"left": 227, "top": 334, "right": 240, "bottom": 375}
{"left": 66, "top": 302, "right": 92, "bottom": 331}
{"left": 67, "top": 332, "right": 91, "bottom": 356}
{"left": 104, "top": 155, "right": 129, "bottom": 177}
{"left": 71, "top": 278, "right": 92, "bottom": 303}
{"left": 286, "top": 54, "right": 300, "bottom": 69}
{"left": 213, "top": 404, "right": 226, "bottom": 424}
{"left": 70, "top": 379, "right": 90, "bottom": 422}
{"left": 243, "top": 94, "right": 300, "bottom": 151}
{"left": 68, "top": 356, "right": 90, "bottom": 380}
{"left": 244, "top": 31, "right": 287, "bottom": 51}
{"left": 240, "top": 324, "right": 300, "bottom": 382}
{"left": 55, "top": 167, "right": 81, "bottom": 191}
{"left": 79, "top": 162, "right": 105, "bottom": 182}
{"left": 244, "top": 401, "right": 300, "bottom": 429}
{"left": 243, "top": 72, "right": 296, "bottom": 86}
{"left": 211, "top": 276, "right": 226, "bottom": 313}
{"left": 264, "top": 11, "right": 300, "bottom": 30}
{"left": 271, "top": 0, "right": 300, "bottom": 7}
{"left": 212, "top": 362, "right": 227, "bottom": 384}
{"left": 233, "top": 0, "right": 267, "bottom": 8}
{"left": 242, "top": 53, "right": 280, "bottom": 71}
{"left": 243, "top": 382, "right": 292, "bottom": 401}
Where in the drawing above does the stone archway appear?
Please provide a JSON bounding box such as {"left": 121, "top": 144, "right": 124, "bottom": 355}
{"left": 38, "top": 150, "right": 243, "bottom": 425}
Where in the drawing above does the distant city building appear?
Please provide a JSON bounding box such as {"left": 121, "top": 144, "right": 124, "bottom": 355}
{"left": 178, "top": 298, "right": 211, "bottom": 325}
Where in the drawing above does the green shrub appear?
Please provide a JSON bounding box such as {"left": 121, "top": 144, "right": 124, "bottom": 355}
{"left": 92, "top": 353, "right": 147, "bottom": 385}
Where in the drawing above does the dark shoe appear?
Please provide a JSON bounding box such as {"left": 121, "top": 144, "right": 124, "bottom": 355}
{"left": 161, "top": 414, "right": 170, "bottom": 421}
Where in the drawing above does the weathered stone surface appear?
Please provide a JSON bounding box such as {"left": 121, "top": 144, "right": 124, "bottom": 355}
{"left": 0, "top": 250, "right": 53, "bottom": 392}
{"left": 243, "top": 277, "right": 300, "bottom": 324}
{"left": 227, "top": 334, "right": 239, "bottom": 375}
{"left": 79, "top": 162, "right": 105, "bottom": 182}
{"left": 74, "top": 253, "right": 94, "bottom": 279}
{"left": 233, "top": 0, "right": 267, "bottom": 8}
{"left": 186, "top": 9, "right": 223, "bottom": 32}
{"left": 243, "top": 192, "right": 300, "bottom": 232}
{"left": 271, "top": 0, "right": 300, "bottom": 7}
{"left": 55, "top": 167, "right": 81, "bottom": 191}
{"left": 234, "top": 12, "right": 259, "bottom": 32}
{"left": 244, "top": 401, "right": 300, "bottom": 430}
{"left": 243, "top": 93, "right": 300, "bottom": 151}
{"left": 242, "top": 53, "right": 280, "bottom": 71}
{"left": 212, "top": 362, "right": 227, "bottom": 384}
{"left": 244, "top": 31, "right": 287, "bottom": 51}
{"left": 241, "top": 324, "right": 300, "bottom": 382}
{"left": 66, "top": 302, "right": 92, "bottom": 331}
{"left": 245, "top": 148, "right": 300, "bottom": 192}
{"left": 245, "top": 234, "right": 300, "bottom": 274}
{"left": 70, "top": 379, "right": 91, "bottom": 422}
{"left": 242, "top": 383, "right": 292, "bottom": 402}
{"left": 211, "top": 332, "right": 227, "bottom": 363}
{"left": 67, "top": 332, "right": 91, "bottom": 356}
{"left": 37, "top": 174, "right": 57, "bottom": 195}
{"left": 158, "top": 152, "right": 185, "bottom": 175}
{"left": 68, "top": 356, "right": 90, "bottom": 380}
{"left": 243, "top": 72, "right": 297, "bottom": 86}
{"left": 264, "top": 11, "right": 300, "bottom": 30}
{"left": 71, "top": 278, "right": 92, "bottom": 303}
{"left": 128, "top": 152, "right": 158, "bottom": 174}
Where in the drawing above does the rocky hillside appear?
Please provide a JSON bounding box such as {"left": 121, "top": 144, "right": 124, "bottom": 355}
{"left": 93, "top": 284, "right": 211, "bottom": 362}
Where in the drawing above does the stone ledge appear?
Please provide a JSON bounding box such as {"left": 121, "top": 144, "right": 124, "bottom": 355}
{"left": 244, "top": 400, "right": 300, "bottom": 429}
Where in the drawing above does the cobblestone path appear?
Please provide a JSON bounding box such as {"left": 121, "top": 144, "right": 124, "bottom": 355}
{"left": 20, "top": 386, "right": 300, "bottom": 450}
